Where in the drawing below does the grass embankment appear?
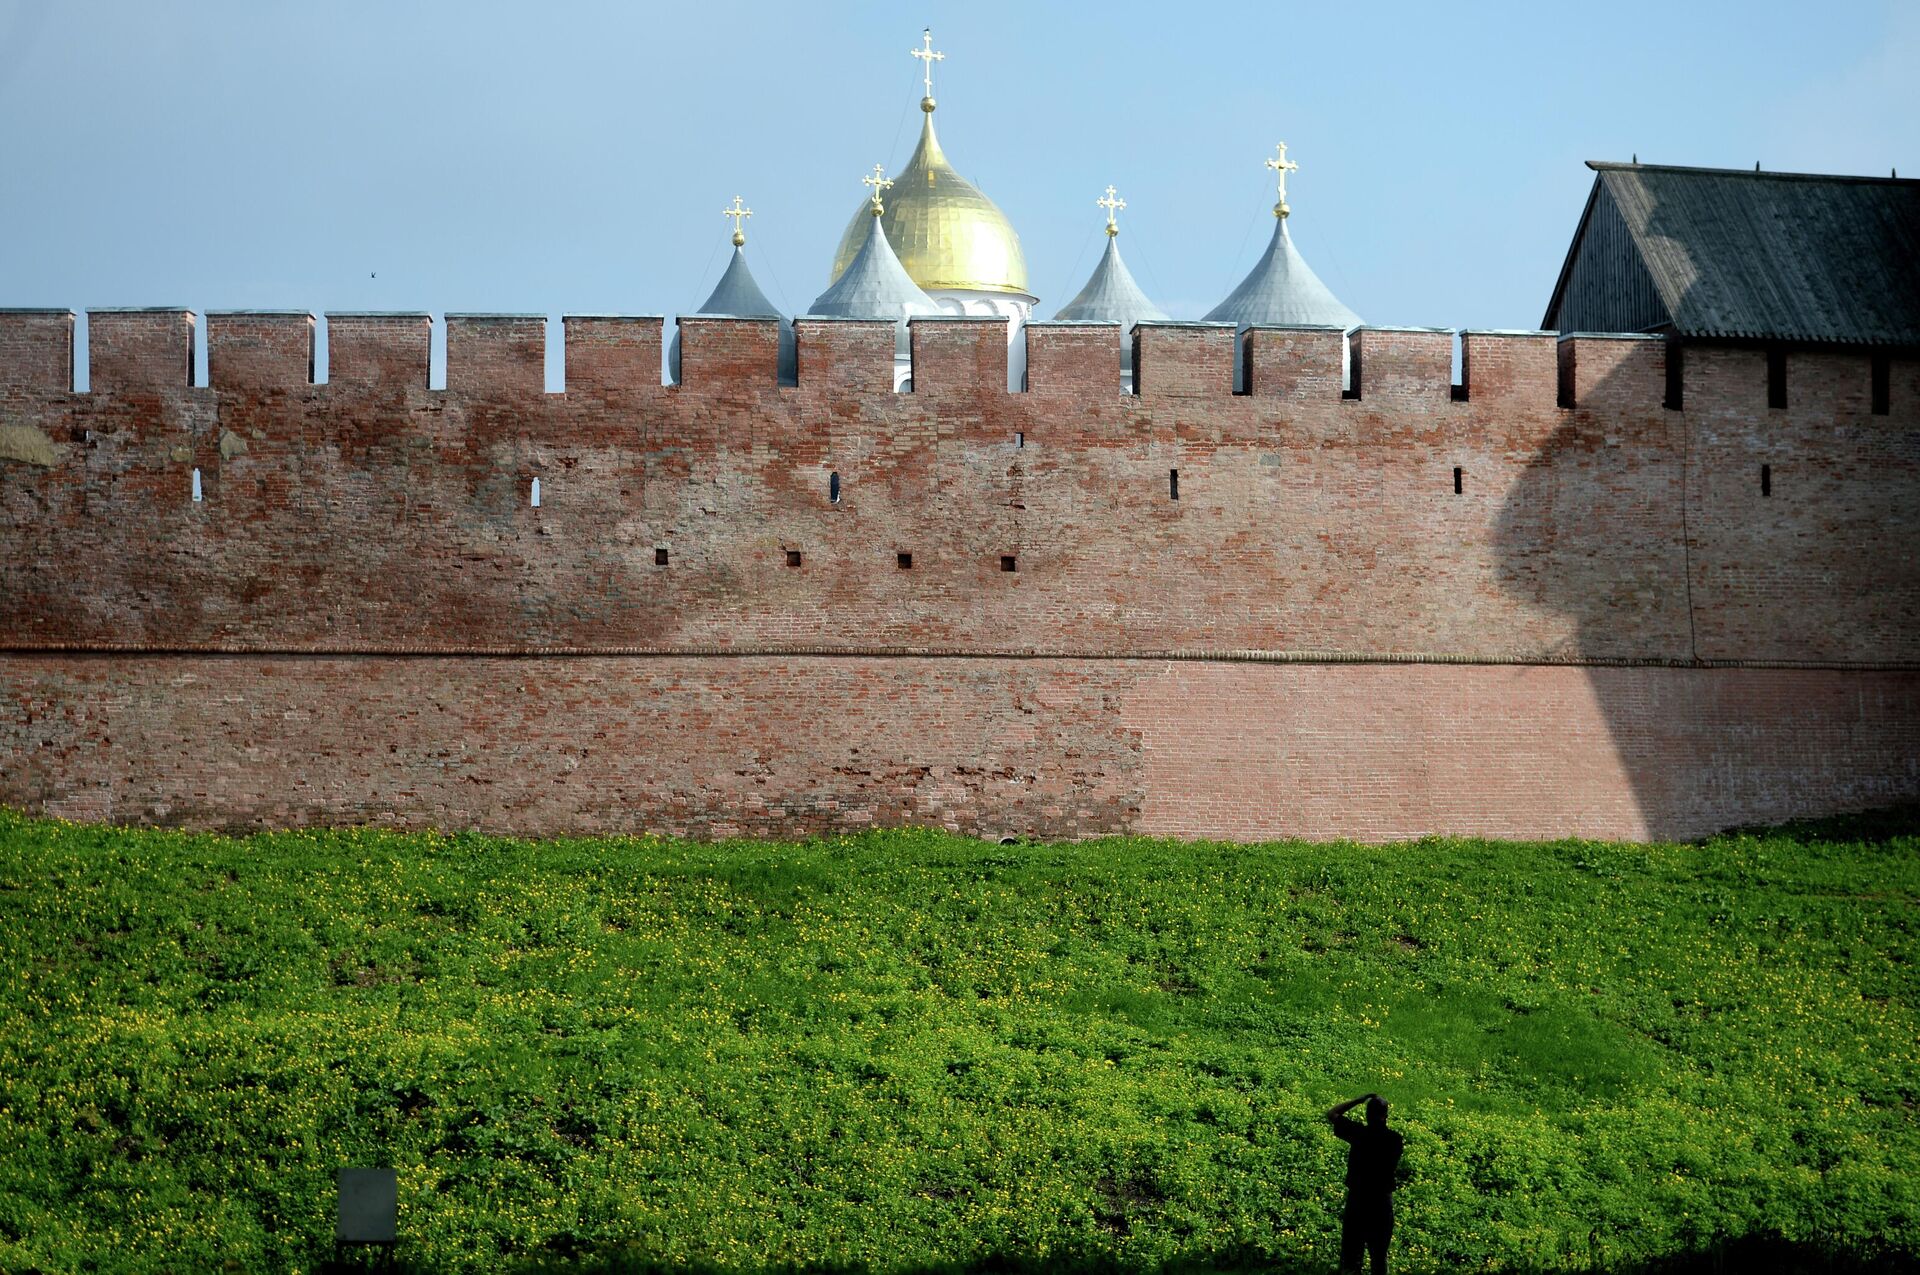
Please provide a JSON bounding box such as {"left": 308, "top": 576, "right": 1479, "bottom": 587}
{"left": 0, "top": 807, "right": 1916, "bottom": 1273}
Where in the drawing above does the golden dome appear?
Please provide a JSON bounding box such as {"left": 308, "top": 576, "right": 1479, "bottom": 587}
{"left": 829, "top": 110, "right": 1032, "bottom": 298}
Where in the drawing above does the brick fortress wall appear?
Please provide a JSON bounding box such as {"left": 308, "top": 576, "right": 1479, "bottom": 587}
{"left": 2, "top": 309, "right": 1916, "bottom": 841}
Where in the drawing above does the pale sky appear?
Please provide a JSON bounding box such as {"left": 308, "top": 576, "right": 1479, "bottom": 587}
{"left": 1, "top": 1, "right": 1914, "bottom": 386}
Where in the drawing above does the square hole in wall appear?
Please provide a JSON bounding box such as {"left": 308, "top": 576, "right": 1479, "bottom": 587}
{"left": 1000, "top": 555, "right": 1017, "bottom": 573}
{"left": 897, "top": 551, "right": 913, "bottom": 569}
{"left": 786, "top": 549, "right": 803, "bottom": 568}
{"left": 655, "top": 547, "right": 669, "bottom": 566}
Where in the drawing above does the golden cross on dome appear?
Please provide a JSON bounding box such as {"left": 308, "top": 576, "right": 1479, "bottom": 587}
{"left": 862, "top": 164, "right": 893, "bottom": 216}
{"left": 1097, "top": 185, "right": 1126, "bottom": 237}
{"left": 910, "top": 28, "right": 944, "bottom": 101}
{"left": 721, "top": 195, "right": 751, "bottom": 247}
{"left": 1266, "top": 142, "right": 1300, "bottom": 217}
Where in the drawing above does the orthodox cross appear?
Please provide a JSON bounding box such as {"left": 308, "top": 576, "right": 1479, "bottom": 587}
{"left": 910, "top": 29, "right": 944, "bottom": 100}
{"left": 1266, "top": 142, "right": 1299, "bottom": 217}
{"left": 721, "top": 195, "right": 751, "bottom": 247}
{"left": 1098, "top": 185, "right": 1126, "bottom": 237}
{"left": 863, "top": 164, "right": 894, "bottom": 215}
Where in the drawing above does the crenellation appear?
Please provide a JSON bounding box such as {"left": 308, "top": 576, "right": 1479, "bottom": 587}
{"left": 562, "top": 315, "right": 664, "bottom": 396}
{"left": 1347, "top": 327, "right": 1453, "bottom": 410}
{"left": 1459, "top": 330, "right": 1558, "bottom": 408}
{"left": 675, "top": 316, "right": 781, "bottom": 392}
{"left": 0, "top": 310, "right": 76, "bottom": 393}
{"left": 1243, "top": 325, "right": 1345, "bottom": 401}
{"left": 1555, "top": 334, "right": 1665, "bottom": 410}
{"left": 325, "top": 313, "right": 431, "bottom": 391}
{"left": 207, "top": 311, "right": 315, "bottom": 389}
{"left": 793, "top": 317, "right": 895, "bottom": 396}
{"left": 2, "top": 311, "right": 1915, "bottom": 840}
{"left": 445, "top": 314, "right": 545, "bottom": 396}
{"left": 88, "top": 308, "right": 195, "bottom": 392}
{"left": 1133, "top": 321, "right": 1235, "bottom": 399}
{"left": 1022, "top": 321, "right": 1119, "bottom": 402}
{"left": 908, "top": 316, "right": 1010, "bottom": 397}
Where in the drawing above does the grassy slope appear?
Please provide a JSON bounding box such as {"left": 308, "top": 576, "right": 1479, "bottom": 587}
{"left": 0, "top": 808, "right": 1916, "bottom": 1273}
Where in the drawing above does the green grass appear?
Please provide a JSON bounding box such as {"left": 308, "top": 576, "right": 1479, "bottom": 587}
{"left": 1, "top": 807, "right": 1916, "bottom": 1273}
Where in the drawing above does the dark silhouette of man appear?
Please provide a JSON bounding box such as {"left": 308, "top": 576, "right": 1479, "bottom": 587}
{"left": 1326, "top": 1092, "right": 1403, "bottom": 1274}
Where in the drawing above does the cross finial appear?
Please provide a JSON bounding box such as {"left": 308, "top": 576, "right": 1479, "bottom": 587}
{"left": 1097, "top": 185, "right": 1126, "bottom": 238}
{"left": 1266, "top": 142, "right": 1300, "bottom": 218}
{"left": 910, "top": 28, "right": 944, "bottom": 107}
{"left": 862, "top": 164, "right": 893, "bottom": 217}
{"left": 721, "top": 195, "right": 752, "bottom": 247}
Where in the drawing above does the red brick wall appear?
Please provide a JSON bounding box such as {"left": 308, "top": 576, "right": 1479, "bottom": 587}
{"left": 2, "top": 312, "right": 1916, "bottom": 840}
{"left": 2, "top": 655, "right": 1913, "bottom": 843}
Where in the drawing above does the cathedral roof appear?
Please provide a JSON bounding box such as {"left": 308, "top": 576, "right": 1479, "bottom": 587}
{"left": 691, "top": 246, "right": 781, "bottom": 320}
{"left": 1054, "top": 234, "right": 1168, "bottom": 330}
{"left": 828, "top": 104, "right": 1031, "bottom": 299}
{"left": 809, "top": 207, "right": 942, "bottom": 324}
{"left": 1544, "top": 161, "right": 1920, "bottom": 345}
{"left": 1205, "top": 216, "right": 1361, "bottom": 330}
{"left": 671, "top": 219, "right": 796, "bottom": 383}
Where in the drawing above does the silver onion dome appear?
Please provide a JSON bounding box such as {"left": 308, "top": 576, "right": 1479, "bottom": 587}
{"left": 669, "top": 242, "right": 797, "bottom": 384}
{"left": 809, "top": 206, "right": 941, "bottom": 369}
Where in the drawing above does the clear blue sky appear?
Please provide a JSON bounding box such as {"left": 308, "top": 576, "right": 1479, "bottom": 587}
{"left": 1, "top": 0, "right": 1914, "bottom": 382}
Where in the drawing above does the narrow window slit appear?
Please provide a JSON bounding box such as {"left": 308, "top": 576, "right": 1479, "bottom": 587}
{"left": 530, "top": 476, "right": 541, "bottom": 507}
{"left": 655, "top": 547, "right": 669, "bottom": 566}
{"left": 1767, "top": 349, "right": 1787, "bottom": 410}
{"left": 1453, "top": 466, "right": 1463, "bottom": 495}
{"left": 191, "top": 467, "right": 203, "bottom": 503}
{"left": 1664, "top": 343, "right": 1684, "bottom": 410}
{"left": 1000, "top": 555, "right": 1017, "bottom": 573}
{"left": 1761, "top": 463, "right": 1772, "bottom": 497}
{"left": 829, "top": 471, "right": 841, "bottom": 504}
{"left": 1169, "top": 468, "right": 1179, "bottom": 501}
{"left": 1015, "top": 431, "right": 1024, "bottom": 448}
{"left": 1871, "top": 354, "right": 1890, "bottom": 416}
{"left": 896, "top": 551, "right": 913, "bottom": 570}
{"left": 786, "top": 550, "right": 802, "bottom": 568}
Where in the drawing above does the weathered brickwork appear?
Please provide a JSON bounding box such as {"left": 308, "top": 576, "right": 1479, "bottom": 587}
{"left": 3, "top": 656, "right": 1913, "bottom": 844}
{"left": 2, "top": 309, "right": 1915, "bottom": 841}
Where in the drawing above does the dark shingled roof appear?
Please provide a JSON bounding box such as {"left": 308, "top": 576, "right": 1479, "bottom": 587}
{"left": 1544, "top": 161, "right": 1920, "bottom": 346}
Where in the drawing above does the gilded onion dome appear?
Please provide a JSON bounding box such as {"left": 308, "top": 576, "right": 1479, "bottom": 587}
{"left": 828, "top": 105, "right": 1033, "bottom": 299}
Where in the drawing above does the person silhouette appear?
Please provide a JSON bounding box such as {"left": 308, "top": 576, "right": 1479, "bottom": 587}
{"left": 1326, "top": 1092, "right": 1404, "bottom": 1274}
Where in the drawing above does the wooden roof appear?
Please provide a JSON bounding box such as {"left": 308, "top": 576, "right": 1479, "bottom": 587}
{"left": 1544, "top": 162, "right": 1920, "bottom": 345}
